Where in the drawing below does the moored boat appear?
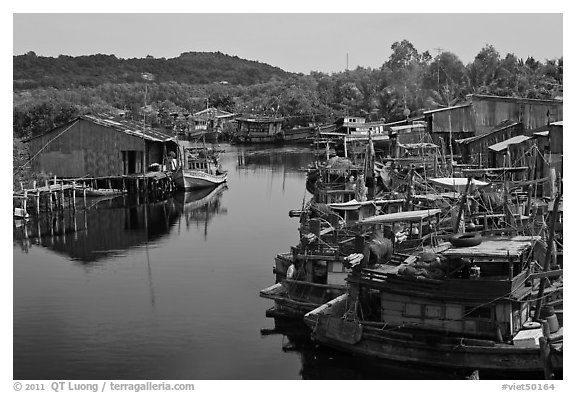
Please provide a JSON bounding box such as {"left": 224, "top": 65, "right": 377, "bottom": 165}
{"left": 304, "top": 235, "right": 563, "bottom": 376}
{"left": 172, "top": 145, "right": 227, "bottom": 190}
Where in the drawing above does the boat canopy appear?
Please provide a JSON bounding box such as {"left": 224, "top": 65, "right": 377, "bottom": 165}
{"left": 441, "top": 236, "right": 540, "bottom": 259}
{"left": 428, "top": 177, "right": 489, "bottom": 192}
{"left": 328, "top": 198, "right": 405, "bottom": 211}
{"left": 358, "top": 209, "right": 441, "bottom": 225}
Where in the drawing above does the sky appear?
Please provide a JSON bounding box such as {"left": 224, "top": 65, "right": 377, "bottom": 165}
{"left": 12, "top": 12, "right": 563, "bottom": 74}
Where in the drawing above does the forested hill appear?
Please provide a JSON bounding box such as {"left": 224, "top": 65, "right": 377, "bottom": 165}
{"left": 13, "top": 51, "right": 293, "bottom": 90}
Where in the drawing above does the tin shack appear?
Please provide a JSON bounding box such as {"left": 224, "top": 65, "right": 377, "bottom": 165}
{"left": 24, "top": 114, "right": 178, "bottom": 178}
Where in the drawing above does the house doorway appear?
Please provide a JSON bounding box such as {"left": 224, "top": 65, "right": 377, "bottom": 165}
{"left": 122, "top": 150, "right": 143, "bottom": 174}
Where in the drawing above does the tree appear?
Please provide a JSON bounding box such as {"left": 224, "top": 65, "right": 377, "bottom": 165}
{"left": 468, "top": 44, "right": 501, "bottom": 89}
{"left": 386, "top": 39, "right": 421, "bottom": 72}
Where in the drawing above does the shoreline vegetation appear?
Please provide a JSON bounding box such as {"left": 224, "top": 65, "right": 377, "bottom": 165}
{"left": 13, "top": 42, "right": 562, "bottom": 188}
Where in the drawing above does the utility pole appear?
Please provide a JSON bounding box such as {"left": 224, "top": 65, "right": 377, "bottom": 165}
{"left": 434, "top": 47, "right": 443, "bottom": 93}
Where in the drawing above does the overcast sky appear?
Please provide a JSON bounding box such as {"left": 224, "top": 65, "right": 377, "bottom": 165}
{"left": 13, "top": 12, "right": 563, "bottom": 74}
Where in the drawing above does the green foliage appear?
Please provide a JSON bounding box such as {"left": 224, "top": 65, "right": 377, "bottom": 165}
{"left": 12, "top": 45, "right": 562, "bottom": 139}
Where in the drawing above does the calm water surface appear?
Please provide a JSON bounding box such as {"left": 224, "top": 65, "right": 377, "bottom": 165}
{"left": 14, "top": 145, "right": 467, "bottom": 380}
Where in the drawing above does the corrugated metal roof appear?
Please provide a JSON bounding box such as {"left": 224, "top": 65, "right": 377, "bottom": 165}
{"left": 455, "top": 121, "right": 521, "bottom": 145}
{"left": 236, "top": 116, "right": 284, "bottom": 123}
{"left": 550, "top": 121, "right": 563, "bottom": 126}
{"left": 82, "top": 114, "right": 176, "bottom": 142}
{"left": 488, "top": 135, "right": 533, "bottom": 152}
{"left": 423, "top": 103, "right": 471, "bottom": 115}
{"left": 24, "top": 114, "right": 177, "bottom": 143}
{"left": 193, "top": 107, "right": 235, "bottom": 119}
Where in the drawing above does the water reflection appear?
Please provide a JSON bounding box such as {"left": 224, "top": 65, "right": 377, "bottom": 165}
{"left": 261, "top": 317, "right": 469, "bottom": 380}
{"left": 172, "top": 184, "right": 228, "bottom": 240}
{"left": 13, "top": 184, "right": 229, "bottom": 264}
{"left": 236, "top": 146, "right": 314, "bottom": 173}
{"left": 14, "top": 146, "right": 507, "bottom": 380}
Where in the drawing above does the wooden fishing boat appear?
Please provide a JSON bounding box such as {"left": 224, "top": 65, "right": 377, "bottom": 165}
{"left": 232, "top": 116, "right": 284, "bottom": 144}
{"left": 172, "top": 145, "right": 227, "bottom": 190}
{"left": 304, "top": 235, "right": 563, "bottom": 376}
{"left": 281, "top": 125, "right": 318, "bottom": 143}
{"left": 188, "top": 129, "right": 220, "bottom": 143}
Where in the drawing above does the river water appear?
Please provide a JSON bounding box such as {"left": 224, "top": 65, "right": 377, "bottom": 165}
{"left": 13, "top": 145, "right": 470, "bottom": 380}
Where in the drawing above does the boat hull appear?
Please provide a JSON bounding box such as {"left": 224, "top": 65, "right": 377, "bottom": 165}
{"left": 233, "top": 133, "right": 282, "bottom": 144}
{"left": 304, "top": 295, "right": 562, "bottom": 373}
{"left": 173, "top": 169, "right": 227, "bottom": 190}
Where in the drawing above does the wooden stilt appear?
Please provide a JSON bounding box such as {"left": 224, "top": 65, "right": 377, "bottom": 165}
{"left": 23, "top": 190, "right": 28, "bottom": 215}
{"left": 72, "top": 181, "right": 76, "bottom": 211}
{"left": 60, "top": 183, "right": 64, "bottom": 209}
{"left": 35, "top": 191, "right": 40, "bottom": 215}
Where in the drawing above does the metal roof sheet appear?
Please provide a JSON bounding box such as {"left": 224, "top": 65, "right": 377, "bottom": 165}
{"left": 82, "top": 114, "right": 176, "bottom": 143}
{"left": 488, "top": 135, "right": 533, "bottom": 152}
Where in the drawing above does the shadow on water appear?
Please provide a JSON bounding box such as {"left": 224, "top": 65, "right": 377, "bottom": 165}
{"left": 261, "top": 318, "right": 471, "bottom": 380}
{"left": 13, "top": 184, "right": 229, "bottom": 264}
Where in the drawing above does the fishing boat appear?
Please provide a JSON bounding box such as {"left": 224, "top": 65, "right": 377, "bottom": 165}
{"left": 172, "top": 145, "right": 227, "bottom": 190}
{"left": 232, "top": 116, "right": 284, "bottom": 144}
{"left": 304, "top": 235, "right": 563, "bottom": 376}
{"left": 280, "top": 125, "right": 319, "bottom": 143}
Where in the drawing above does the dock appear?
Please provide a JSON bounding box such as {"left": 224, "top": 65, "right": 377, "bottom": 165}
{"left": 13, "top": 172, "right": 175, "bottom": 217}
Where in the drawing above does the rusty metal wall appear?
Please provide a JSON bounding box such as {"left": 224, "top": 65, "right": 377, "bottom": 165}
{"left": 27, "top": 118, "right": 146, "bottom": 177}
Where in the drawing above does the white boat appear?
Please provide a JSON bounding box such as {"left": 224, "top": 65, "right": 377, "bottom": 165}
{"left": 173, "top": 145, "right": 227, "bottom": 190}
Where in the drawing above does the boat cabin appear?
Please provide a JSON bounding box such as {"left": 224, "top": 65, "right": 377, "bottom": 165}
{"left": 351, "top": 236, "right": 544, "bottom": 341}
{"left": 357, "top": 209, "right": 442, "bottom": 251}
{"left": 234, "top": 116, "right": 284, "bottom": 143}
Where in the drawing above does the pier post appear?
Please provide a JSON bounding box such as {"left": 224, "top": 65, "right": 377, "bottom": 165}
{"left": 48, "top": 189, "right": 53, "bottom": 213}
{"left": 60, "top": 182, "right": 65, "bottom": 209}
{"left": 23, "top": 190, "right": 28, "bottom": 215}
{"left": 72, "top": 181, "right": 76, "bottom": 211}
{"left": 33, "top": 181, "right": 40, "bottom": 215}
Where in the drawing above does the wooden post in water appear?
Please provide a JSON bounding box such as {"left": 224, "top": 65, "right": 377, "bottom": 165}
{"left": 48, "top": 187, "right": 53, "bottom": 213}
{"left": 60, "top": 182, "right": 64, "bottom": 209}
{"left": 72, "top": 181, "right": 76, "bottom": 211}
{"left": 23, "top": 190, "right": 28, "bottom": 215}
{"left": 33, "top": 181, "right": 40, "bottom": 215}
